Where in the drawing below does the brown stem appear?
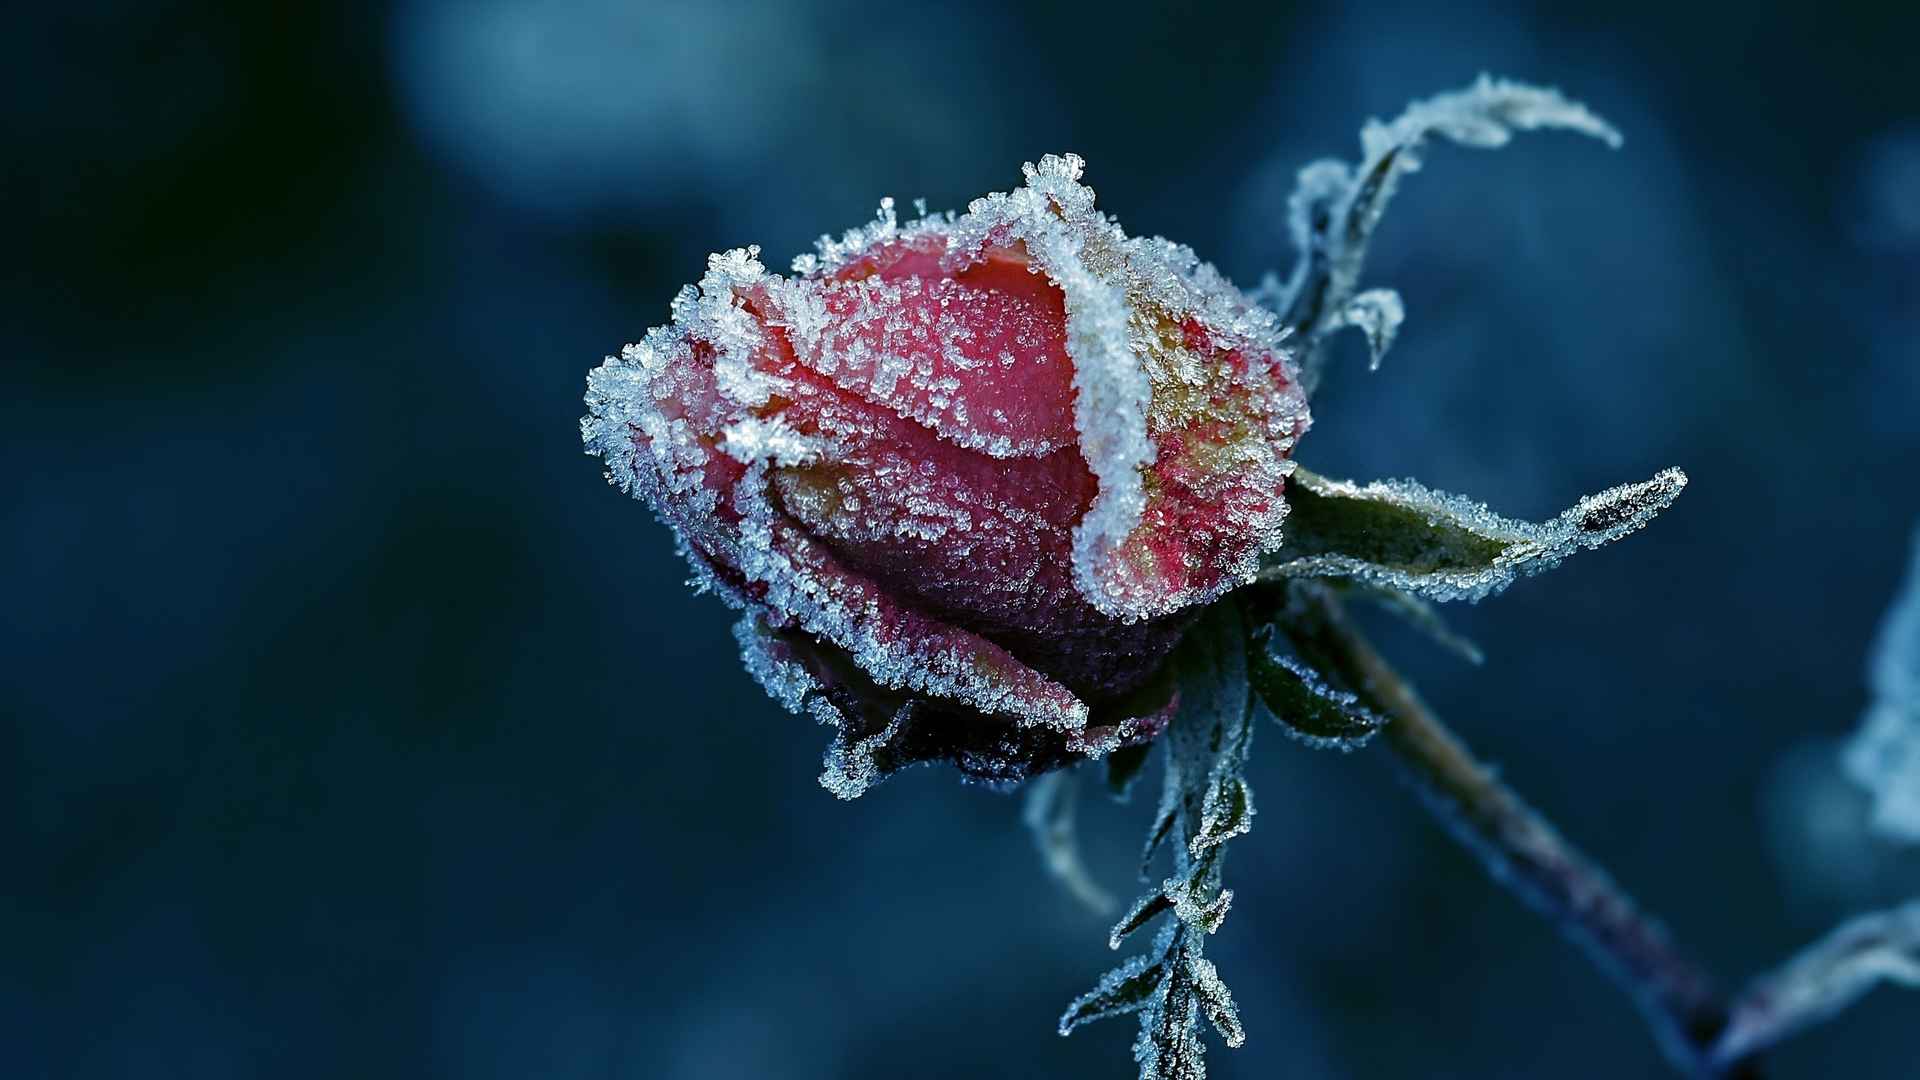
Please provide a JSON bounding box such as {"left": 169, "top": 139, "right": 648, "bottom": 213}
{"left": 1279, "top": 583, "right": 1757, "bottom": 1077}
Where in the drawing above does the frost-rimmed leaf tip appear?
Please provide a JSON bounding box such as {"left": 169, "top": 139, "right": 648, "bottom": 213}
{"left": 1262, "top": 467, "right": 1689, "bottom": 603}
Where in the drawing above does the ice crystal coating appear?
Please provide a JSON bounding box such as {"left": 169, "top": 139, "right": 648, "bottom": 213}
{"left": 1274, "top": 74, "right": 1622, "bottom": 391}
{"left": 1063, "top": 605, "right": 1254, "bottom": 1078}
{"left": 1843, "top": 526, "right": 1920, "bottom": 841}
{"left": 1246, "top": 625, "right": 1386, "bottom": 750}
{"left": 1263, "top": 466, "right": 1688, "bottom": 603}
{"left": 584, "top": 157, "right": 1306, "bottom": 793}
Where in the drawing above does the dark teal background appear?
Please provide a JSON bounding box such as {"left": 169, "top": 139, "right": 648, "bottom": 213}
{"left": 8, "top": 2, "right": 1920, "bottom": 1077}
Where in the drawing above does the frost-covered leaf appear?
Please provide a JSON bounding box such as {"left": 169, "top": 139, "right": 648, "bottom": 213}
{"left": 1138, "top": 603, "right": 1255, "bottom": 890}
{"left": 1110, "top": 891, "right": 1176, "bottom": 950}
{"left": 1263, "top": 466, "right": 1688, "bottom": 602}
{"left": 1842, "top": 525, "right": 1920, "bottom": 842}
{"left": 1275, "top": 74, "right": 1622, "bottom": 391}
{"left": 1187, "top": 954, "right": 1246, "bottom": 1048}
{"left": 1065, "top": 604, "right": 1256, "bottom": 1079}
{"left": 1166, "top": 883, "right": 1234, "bottom": 936}
{"left": 1058, "top": 954, "right": 1165, "bottom": 1035}
{"left": 1134, "top": 932, "right": 1207, "bottom": 1080}
{"left": 1024, "top": 768, "right": 1117, "bottom": 915}
{"left": 1189, "top": 776, "right": 1254, "bottom": 856}
{"left": 1711, "top": 900, "right": 1920, "bottom": 1067}
{"left": 1247, "top": 624, "right": 1387, "bottom": 749}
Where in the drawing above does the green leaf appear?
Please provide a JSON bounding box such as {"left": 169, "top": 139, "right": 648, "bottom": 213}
{"left": 1064, "top": 604, "right": 1256, "bottom": 1079}
{"left": 1246, "top": 624, "right": 1386, "bottom": 748}
{"left": 1135, "top": 943, "right": 1206, "bottom": 1080}
{"left": 1265, "top": 466, "right": 1688, "bottom": 602}
{"left": 1058, "top": 955, "right": 1166, "bottom": 1035}
{"left": 1139, "top": 805, "right": 1178, "bottom": 879}
{"left": 1109, "top": 891, "right": 1175, "bottom": 950}
{"left": 1187, "top": 954, "right": 1246, "bottom": 1048}
{"left": 1189, "top": 776, "right": 1253, "bottom": 856}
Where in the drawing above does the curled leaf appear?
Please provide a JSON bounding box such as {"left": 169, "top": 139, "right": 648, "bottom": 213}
{"left": 1134, "top": 938, "right": 1206, "bottom": 1080}
{"left": 1263, "top": 466, "right": 1688, "bottom": 602}
{"left": 1277, "top": 74, "right": 1622, "bottom": 391}
{"left": 1168, "top": 884, "right": 1235, "bottom": 936}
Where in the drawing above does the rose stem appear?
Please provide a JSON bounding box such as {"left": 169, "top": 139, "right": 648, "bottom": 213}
{"left": 1280, "top": 584, "right": 1759, "bottom": 1078}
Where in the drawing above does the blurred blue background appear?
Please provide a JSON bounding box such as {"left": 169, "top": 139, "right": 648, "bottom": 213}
{"left": 7, "top": 2, "right": 1920, "bottom": 1077}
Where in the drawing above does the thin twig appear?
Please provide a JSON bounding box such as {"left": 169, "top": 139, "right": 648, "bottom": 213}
{"left": 1278, "top": 583, "right": 1756, "bottom": 1077}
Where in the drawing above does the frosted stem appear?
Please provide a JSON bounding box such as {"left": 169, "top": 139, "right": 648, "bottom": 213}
{"left": 1280, "top": 584, "right": 1754, "bottom": 1077}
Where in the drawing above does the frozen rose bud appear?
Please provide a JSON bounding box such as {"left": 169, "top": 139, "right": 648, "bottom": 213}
{"left": 583, "top": 155, "right": 1309, "bottom": 796}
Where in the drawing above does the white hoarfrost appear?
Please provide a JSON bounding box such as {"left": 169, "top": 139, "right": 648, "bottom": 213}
{"left": 1062, "top": 606, "right": 1254, "bottom": 1079}
{"left": 584, "top": 242, "right": 1089, "bottom": 769}
{"left": 1266, "top": 467, "right": 1690, "bottom": 603}
{"left": 917, "top": 152, "right": 1306, "bottom": 622}
{"left": 585, "top": 153, "right": 1309, "bottom": 775}
{"left": 1276, "top": 74, "right": 1623, "bottom": 390}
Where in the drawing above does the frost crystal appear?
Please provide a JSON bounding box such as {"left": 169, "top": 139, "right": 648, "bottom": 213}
{"left": 583, "top": 243, "right": 1092, "bottom": 737}
{"left": 818, "top": 701, "right": 915, "bottom": 801}
{"left": 1842, "top": 526, "right": 1920, "bottom": 842}
{"left": 1275, "top": 74, "right": 1622, "bottom": 390}
{"left": 1264, "top": 466, "right": 1689, "bottom": 603}
{"left": 1246, "top": 625, "right": 1386, "bottom": 750}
